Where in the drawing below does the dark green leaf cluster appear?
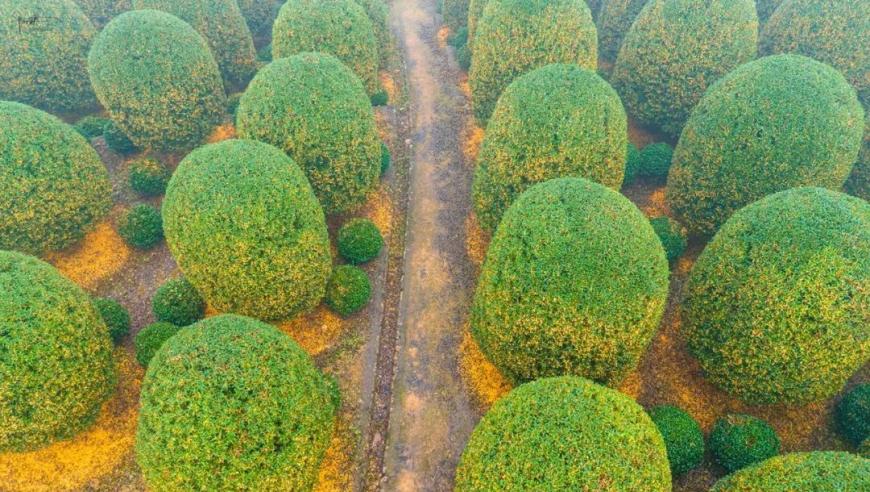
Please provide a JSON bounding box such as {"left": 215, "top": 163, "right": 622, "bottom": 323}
{"left": 93, "top": 297, "right": 131, "bottom": 343}
{"left": 650, "top": 216, "right": 686, "bottom": 264}
{"left": 103, "top": 120, "right": 138, "bottom": 155}
{"left": 237, "top": 0, "right": 279, "bottom": 37}
{"left": 326, "top": 265, "right": 372, "bottom": 316}
{"left": 623, "top": 142, "right": 641, "bottom": 186}
{"left": 74, "top": 115, "right": 111, "bottom": 140}
{"left": 648, "top": 405, "right": 704, "bottom": 476}
{"left": 128, "top": 158, "right": 169, "bottom": 197}
{"left": 134, "top": 322, "right": 179, "bottom": 367}
{"left": 338, "top": 218, "right": 384, "bottom": 264}
{"left": 596, "top": 0, "right": 647, "bottom": 64}
{"left": 711, "top": 451, "right": 870, "bottom": 491}
{"left": 152, "top": 277, "right": 205, "bottom": 327}
{"left": 117, "top": 204, "right": 163, "bottom": 250}
{"left": 835, "top": 384, "right": 870, "bottom": 447}
{"left": 638, "top": 142, "right": 672, "bottom": 181}
{"left": 381, "top": 142, "right": 391, "bottom": 174}
{"left": 710, "top": 414, "right": 780, "bottom": 473}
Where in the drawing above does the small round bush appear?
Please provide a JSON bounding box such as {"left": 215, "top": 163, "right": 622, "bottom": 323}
{"left": 135, "top": 315, "right": 339, "bottom": 491}
{"left": 128, "top": 158, "right": 169, "bottom": 197}
{"left": 597, "top": 0, "right": 648, "bottom": 64}
{"left": 667, "top": 55, "right": 864, "bottom": 236}
{"left": 237, "top": 53, "right": 381, "bottom": 213}
{"left": 93, "top": 297, "right": 131, "bottom": 343}
{"left": 472, "top": 64, "right": 627, "bottom": 232}
{"left": 273, "top": 0, "right": 380, "bottom": 95}
{"left": 0, "top": 251, "right": 116, "bottom": 452}
{"left": 471, "top": 178, "right": 669, "bottom": 385}
{"left": 449, "top": 26, "right": 468, "bottom": 49}
{"left": 623, "top": 142, "right": 641, "bottom": 187}
{"left": 163, "top": 139, "right": 332, "bottom": 320}
{"left": 88, "top": 10, "right": 225, "bottom": 152}
{"left": 326, "top": 265, "right": 372, "bottom": 316}
{"left": 611, "top": 0, "right": 758, "bottom": 138}
{"left": 469, "top": 0, "right": 597, "bottom": 124}
{"left": 152, "top": 277, "right": 205, "bottom": 327}
{"left": 711, "top": 451, "right": 870, "bottom": 491}
{"left": 236, "top": 0, "right": 278, "bottom": 36}
{"left": 103, "top": 120, "right": 138, "bottom": 155}
{"left": 638, "top": 142, "right": 673, "bottom": 181}
{"left": 648, "top": 405, "right": 704, "bottom": 476}
{"left": 73, "top": 0, "right": 131, "bottom": 27}
{"left": 74, "top": 115, "right": 111, "bottom": 140}
{"left": 134, "top": 322, "right": 179, "bottom": 367}
{"left": 835, "top": 384, "right": 870, "bottom": 447}
{"left": 455, "top": 376, "right": 671, "bottom": 491}
{"left": 381, "top": 142, "right": 391, "bottom": 174}
{"left": 650, "top": 216, "right": 686, "bottom": 264}
{"left": 0, "top": 101, "right": 112, "bottom": 255}
{"left": 338, "top": 218, "right": 384, "bottom": 264}
{"left": 710, "top": 414, "right": 780, "bottom": 473}
{"left": 117, "top": 204, "right": 163, "bottom": 250}
{"left": 371, "top": 90, "right": 389, "bottom": 106}
{"left": 682, "top": 188, "right": 869, "bottom": 404}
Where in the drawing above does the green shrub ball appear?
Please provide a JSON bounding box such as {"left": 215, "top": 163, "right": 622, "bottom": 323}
{"left": 711, "top": 451, "right": 870, "bottom": 491}
{"left": 0, "top": 251, "right": 116, "bottom": 452}
{"left": 455, "top": 376, "right": 671, "bottom": 491}
{"left": 682, "top": 188, "right": 869, "bottom": 405}
{"left": 135, "top": 314, "right": 339, "bottom": 491}
{"left": 0, "top": 101, "right": 112, "bottom": 255}
{"left": 472, "top": 64, "right": 628, "bottom": 233}
{"left": 338, "top": 218, "right": 384, "bottom": 264}
{"left": 650, "top": 216, "right": 686, "bottom": 264}
{"left": 88, "top": 10, "right": 225, "bottom": 152}
{"left": 117, "top": 204, "right": 164, "bottom": 250}
{"left": 710, "top": 414, "right": 780, "bottom": 473}
{"left": 596, "top": 0, "right": 648, "bottom": 64}
{"left": 667, "top": 55, "right": 864, "bottom": 236}
{"left": 648, "top": 405, "right": 704, "bottom": 476}
{"left": 469, "top": 0, "right": 597, "bottom": 124}
{"left": 638, "top": 142, "right": 672, "bottom": 181}
{"left": 74, "top": 115, "right": 111, "bottom": 140}
{"left": 93, "top": 297, "right": 131, "bottom": 343}
{"left": 152, "top": 277, "right": 205, "bottom": 327}
{"left": 237, "top": 53, "right": 381, "bottom": 213}
{"left": 134, "top": 322, "right": 179, "bottom": 367}
{"left": 163, "top": 139, "right": 332, "bottom": 320}
{"left": 326, "top": 265, "right": 372, "bottom": 316}
{"left": 835, "top": 384, "right": 870, "bottom": 447}
{"left": 128, "top": 158, "right": 169, "bottom": 197}
{"left": 471, "top": 178, "right": 669, "bottom": 385}
{"left": 623, "top": 142, "right": 641, "bottom": 187}
{"left": 611, "top": 0, "right": 757, "bottom": 138}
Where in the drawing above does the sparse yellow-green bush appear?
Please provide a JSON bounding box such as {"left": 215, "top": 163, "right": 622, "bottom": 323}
{"left": 711, "top": 452, "right": 870, "bottom": 491}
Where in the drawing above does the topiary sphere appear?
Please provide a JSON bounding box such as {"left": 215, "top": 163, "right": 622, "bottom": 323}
{"left": 472, "top": 64, "right": 628, "bottom": 232}
{"left": 136, "top": 314, "right": 339, "bottom": 491}
{"left": 152, "top": 277, "right": 205, "bottom": 327}
{"left": 236, "top": 0, "right": 278, "bottom": 36}
{"left": 469, "top": 0, "right": 597, "bottom": 124}
{"left": 128, "top": 158, "right": 170, "bottom": 197}
{"left": 74, "top": 115, "right": 111, "bottom": 140}
{"left": 623, "top": 141, "right": 642, "bottom": 187}
{"left": 648, "top": 405, "right": 704, "bottom": 476}
{"left": 0, "top": 251, "right": 116, "bottom": 452}
{"left": 163, "top": 139, "right": 332, "bottom": 320}
{"left": 650, "top": 216, "right": 686, "bottom": 264}
{"left": 836, "top": 384, "right": 870, "bottom": 447}
{"left": 134, "top": 322, "right": 179, "bottom": 367}
{"left": 682, "top": 187, "right": 870, "bottom": 405}
{"left": 73, "top": 0, "right": 131, "bottom": 27}
{"left": 272, "top": 0, "right": 379, "bottom": 95}
{"left": 471, "top": 178, "right": 669, "bottom": 385}
{"left": 338, "top": 218, "right": 384, "bottom": 264}
{"left": 711, "top": 451, "right": 870, "bottom": 491}
{"left": 0, "top": 101, "right": 111, "bottom": 255}
{"left": 611, "top": 0, "right": 757, "bottom": 138}
{"left": 638, "top": 142, "right": 672, "bottom": 181}
{"left": 93, "top": 297, "right": 131, "bottom": 343}
{"left": 596, "top": 0, "right": 648, "bottom": 64}
{"left": 88, "top": 10, "right": 225, "bottom": 152}
{"left": 237, "top": 53, "right": 381, "bottom": 213}
{"left": 117, "top": 204, "right": 164, "bottom": 250}
{"left": 667, "top": 55, "right": 864, "bottom": 236}
{"left": 103, "top": 120, "right": 138, "bottom": 155}
{"left": 455, "top": 376, "right": 671, "bottom": 491}
{"left": 132, "top": 0, "right": 258, "bottom": 89}
{"left": 710, "top": 414, "right": 781, "bottom": 473}
{"left": 325, "top": 265, "right": 372, "bottom": 316}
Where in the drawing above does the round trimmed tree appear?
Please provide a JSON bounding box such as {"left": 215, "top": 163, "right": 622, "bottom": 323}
{"left": 596, "top": 0, "right": 648, "bottom": 64}
{"left": 163, "top": 139, "right": 332, "bottom": 321}
{"left": 611, "top": 0, "right": 757, "bottom": 138}
{"left": 469, "top": 0, "right": 597, "bottom": 124}
{"left": 648, "top": 405, "right": 704, "bottom": 476}
{"left": 0, "top": 101, "right": 111, "bottom": 255}
{"left": 455, "top": 376, "right": 671, "bottom": 491}
{"left": 472, "top": 64, "right": 628, "bottom": 233}
{"left": 136, "top": 314, "right": 339, "bottom": 491}
{"left": 710, "top": 414, "right": 780, "bottom": 472}
{"left": 88, "top": 9, "right": 225, "bottom": 152}
{"left": 835, "top": 384, "right": 870, "bottom": 447}
{"left": 0, "top": 251, "right": 116, "bottom": 452}
{"left": 682, "top": 187, "right": 870, "bottom": 405}
{"left": 237, "top": 52, "right": 381, "bottom": 213}
{"left": 471, "top": 178, "right": 669, "bottom": 385}
{"left": 711, "top": 452, "right": 870, "bottom": 491}
{"left": 666, "top": 55, "right": 863, "bottom": 236}
{"left": 0, "top": 0, "right": 97, "bottom": 113}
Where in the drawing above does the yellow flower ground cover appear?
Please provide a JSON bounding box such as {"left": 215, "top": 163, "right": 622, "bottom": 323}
{"left": 46, "top": 219, "right": 130, "bottom": 290}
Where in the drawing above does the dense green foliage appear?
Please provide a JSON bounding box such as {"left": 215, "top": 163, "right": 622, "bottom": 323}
{"left": 117, "top": 204, "right": 163, "bottom": 250}
{"left": 469, "top": 0, "right": 597, "bottom": 123}
{"left": 371, "top": 90, "right": 389, "bottom": 106}
{"left": 471, "top": 178, "right": 669, "bottom": 385}
{"left": 0, "top": 101, "right": 111, "bottom": 255}
{"left": 103, "top": 120, "right": 138, "bottom": 155}
{"left": 597, "top": 0, "right": 647, "bottom": 63}
{"left": 611, "top": 0, "right": 757, "bottom": 138}
{"left": 710, "top": 414, "right": 780, "bottom": 473}
{"left": 381, "top": 143, "right": 391, "bottom": 174}
{"left": 355, "top": 0, "right": 391, "bottom": 66}
{"left": 88, "top": 10, "right": 225, "bottom": 152}
{"left": 755, "top": 0, "right": 783, "bottom": 23}
{"left": 623, "top": 142, "right": 641, "bottom": 186}
{"left": 836, "top": 384, "right": 870, "bottom": 447}
{"left": 134, "top": 322, "right": 179, "bottom": 367}
{"left": 128, "top": 158, "right": 169, "bottom": 197}
{"left": 638, "top": 142, "right": 672, "bottom": 181}
{"left": 326, "top": 265, "right": 372, "bottom": 316}
{"left": 455, "top": 377, "right": 671, "bottom": 491}
{"left": 682, "top": 188, "right": 870, "bottom": 404}
{"left": 711, "top": 452, "right": 870, "bottom": 491}
{"left": 845, "top": 119, "right": 869, "bottom": 201}
{"left": 136, "top": 315, "right": 339, "bottom": 491}
{"left": 152, "top": 277, "right": 205, "bottom": 327}
{"left": 237, "top": 53, "right": 381, "bottom": 213}
{"left": 650, "top": 216, "right": 686, "bottom": 264}
{"left": 338, "top": 218, "right": 384, "bottom": 264}
{"left": 163, "top": 139, "right": 331, "bottom": 320}
{"left": 237, "top": 0, "right": 278, "bottom": 36}
{"left": 74, "top": 116, "right": 111, "bottom": 140}
{"left": 472, "top": 64, "right": 627, "bottom": 232}
{"left": 0, "top": 251, "right": 116, "bottom": 452}
{"left": 648, "top": 405, "right": 704, "bottom": 476}
{"left": 93, "top": 297, "right": 130, "bottom": 343}
{"left": 73, "top": 0, "right": 131, "bottom": 27}
{"left": 667, "top": 55, "right": 863, "bottom": 236}
{"left": 272, "top": 0, "right": 380, "bottom": 95}
{"left": 444, "top": 0, "right": 469, "bottom": 32}
{"left": 466, "top": 0, "right": 487, "bottom": 48}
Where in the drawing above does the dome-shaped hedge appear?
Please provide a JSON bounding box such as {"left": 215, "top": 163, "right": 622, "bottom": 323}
{"left": 596, "top": 0, "right": 648, "bottom": 64}
{"left": 472, "top": 64, "right": 628, "bottom": 232}
{"left": 88, "top": 10, "right": 225, "bottom": 152}
{"left": 0, "top": 251, "right": 116, "bottom": 452}
{"left": 666, "top": 55, "right": 864, "bottom": 236}
{"left": 648, "top": 405, "right": 704, "bottom": 476}
{"left": 237, "top": 52, "right": 381, "bottom": 213}
{"left": 710, "top": 414, "right": 781, "bottom": 472}
{"left": 710, "top": 452, "right": 870, "bottom": 491}
{"left": 469, "top": 0, "right": 597, "bottom": 124}
{"left": 132, "top": 0, "right": 258, "bottom": 89}
{"left": 272, "top": 0, "right": 379, "bottom": 95}
{"left": 471, "top": 178, "right": 669, "bottom": 385}
{"left": 682, "top": 187, "right": 870, "bottom": 405}
{"left": 0, "top": 101, "right": 111, "bottom": 254}
{"left": 163, "top": 139, "right": 332, "bottom": 321}
{"left": 455, "top": 376, "right": 671, "bottom": 491}
{"left": 73, "top": 0, "right": 131, "bottom": 27}
{"left": 0, "top": 0, "right": 97, "bottom": 112}
{"left": 611, "top": 0, "right": 757, "bottom": 138}
{"left": 136, "top": 314, "right": 339, "bottom": 491}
